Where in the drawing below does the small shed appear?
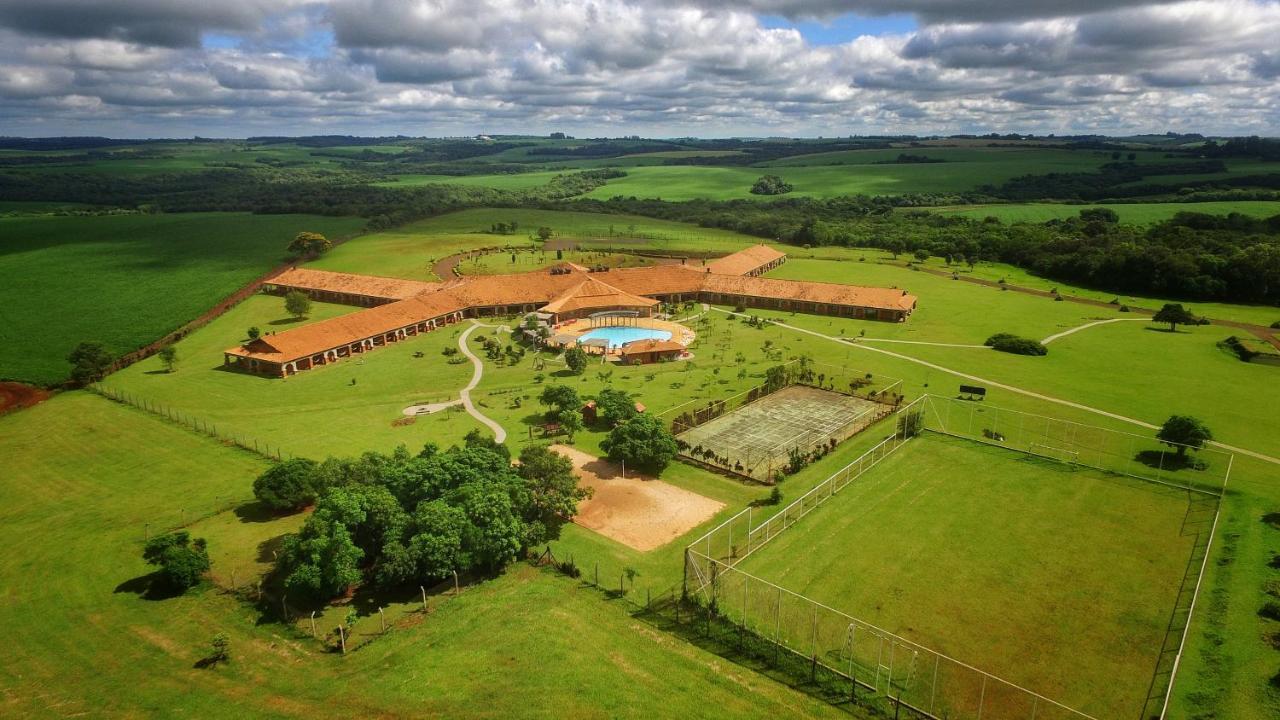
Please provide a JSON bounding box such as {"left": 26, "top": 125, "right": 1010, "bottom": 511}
{"left": 581, "top": 400, "right": 598, "bottom": 424}
{"left": 618, "top": 339, "right": 685, "bottom": 365}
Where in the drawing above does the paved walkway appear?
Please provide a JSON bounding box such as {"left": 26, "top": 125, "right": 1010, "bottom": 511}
{"left": 1041, "top": 318, "right": 1146, "bottom": 345}
{"left": 457, "top": 322, "right": 507, "bottom": 443}
{"left": 710, "top": 308, "right": 1280, "bottom": 467}
{"left": 860, "top": 338, "right": 991, "bottom": 349}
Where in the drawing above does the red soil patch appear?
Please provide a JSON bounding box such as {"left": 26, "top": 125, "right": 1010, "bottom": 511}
{"left": 0, "top": 382, "right": 50, "bottom": 415}
{"left": 551, "top": 444, "right": 724, "bottom": 551}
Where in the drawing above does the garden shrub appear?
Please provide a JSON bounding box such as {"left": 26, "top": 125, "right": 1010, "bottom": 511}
{"left": 985, "top": 333, "right": 1048, "bottom": 356}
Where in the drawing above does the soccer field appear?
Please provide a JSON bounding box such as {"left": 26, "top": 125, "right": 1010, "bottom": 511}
{"left": 735, "top": 433, "right": 1202, "bottom": 719}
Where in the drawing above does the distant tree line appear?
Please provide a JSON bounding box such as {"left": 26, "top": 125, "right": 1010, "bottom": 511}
{"left": 559, "top": 196, "right": 1280, "bottom": 305}
{"left": 0, "top": 166, "right": 622, "bottom": 230}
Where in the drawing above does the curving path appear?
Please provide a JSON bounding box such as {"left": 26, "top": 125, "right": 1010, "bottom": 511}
{"left": 456, "top": 322, "right": 508, "bottom": 443}
{"left": 710, "top": 307, "right": 1280, "bottom": 467}
{"left": 860, "top": 338, "right": 990, "bottom": 349}
{"left": 1041, "top": 318, "right": 1146, "bottom": 345}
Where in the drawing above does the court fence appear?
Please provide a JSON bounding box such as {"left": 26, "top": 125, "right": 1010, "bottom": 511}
{"left": 661, "top": 359, "right": 902, "bottom": 482}
{"left": 682, "top": 395, "right": 1232, "bottom": 720}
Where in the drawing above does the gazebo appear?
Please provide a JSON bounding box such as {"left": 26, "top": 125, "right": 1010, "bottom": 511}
{"left": 538, "top": 277, "right": 659, "bottom": 324}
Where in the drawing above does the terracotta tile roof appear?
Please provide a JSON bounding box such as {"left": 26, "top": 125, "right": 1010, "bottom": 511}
{"left": 598, "top": 265, "right": 705, "bottom": 296}
{"left": 227, "top": 292, "right": 467, "bottom": 363}
{"left": 700, "top": 273, "right": 918, "bottom": 312}
{"left": 540, "top": 277, "right": 659, "bottom": 315}
{"left": 269, "top": 267, "right": 439, "bottom": 300}
{"left": 228, "top": 249, "right": 913, "bottom": 368}
{"left": 619, "top": 339, "right": 686, "bottom": 355}
{"left": 438, "top": 270, "right": 583, "bottom": 307}
{"left": 705, "top": 244, "right": 787, "bottom": 276}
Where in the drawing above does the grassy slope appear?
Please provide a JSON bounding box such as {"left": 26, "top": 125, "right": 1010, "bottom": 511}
{"left": 577, "top": 148, "right": 1116, "bottom": 200}
{"left": 307, "top": 208, "right": 757, "bottom": 281}
{"left": 0, "top": 393, "right": 842, "bottom": 720}
{"left": 740, "top": 434, "right": 1194, "bottom": 719}
{"left": 5, "top": 206, "right": 1279, "bottom": 718}
{"left": 0, "top": 212, "right": 365, "bottom": 385}
{"left": 884, "top": 252, "right": 1280, "bottom": 328}
{"left": 374, "top": 170, "right": 567, "bottom": 190}
{"left": 107, "top": 295, "right": 483, "bottom": 459}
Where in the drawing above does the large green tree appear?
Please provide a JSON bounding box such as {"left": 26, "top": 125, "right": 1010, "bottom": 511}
{"left": 279, "top": 511, "right": 363, "bottom": 599}
{"left": 284, "top": 290, "right": 312, "bottom": 320}
{"left": 275, "top": 437, "right": 592, "bottom": 599}
{"left": 142, "top": 531, "right": 210, "bottom": 593}
{"left": 539, "top": 384, "right": 581, "bottom": 416}
{"left": 564, "top": 346, "right": 589, "bottom": 374}
{"left": 593, "top": 387, "right": 636, "bottom": 426}
{"left": 1157, "top": 415, "right": 1213, "bottom": 457}
{"left": 287, "top": 231, "right": 332, "bottom": 258}
{"left": 66, "top": 341, "right": 114, "bottom": 386}
{"left": 253, "top": 458, "right": 321, "bottom": 512}
{"left": 1152, "top": 303, "right": 1199, "bottom": 332}
{"left": 600, "top": 414, "right": 679, "bottom": 475}
{"left": 517, "top": 445, "right": 590, "bottom": 544}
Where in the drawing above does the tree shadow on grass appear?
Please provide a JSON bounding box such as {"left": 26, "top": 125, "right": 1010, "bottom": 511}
{"left": 113, "top": 571, "right": 187, "bottom": 601}
{"left": 256, "top": 535, "right": 288, "bottom": 565}
{"left": 211, "top": 363, "right": 276, "bottom": 379}
{"left": 1143, "top": 326, "right": 1185, "bottom": 334}
{"left": 269, "top": 317, "right": 306, "bottom": 326}
{"left": 234, "top": 500, "right": 289, "bottom": 524}
{"left": 1263, "top": 512, "right": 1280, "bottom": 531}
{"left": 1134, "top": 450, "right": 1207, "bottom": 472}
{"left": 192, "top": 655, "right": 227, "bottom": 670}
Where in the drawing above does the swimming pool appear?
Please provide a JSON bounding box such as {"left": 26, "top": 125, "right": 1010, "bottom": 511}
{"left": 578, "top": 326, "right": 674, "bottom": 349}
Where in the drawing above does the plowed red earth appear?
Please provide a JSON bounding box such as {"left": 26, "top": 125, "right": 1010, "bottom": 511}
{"left": 0, "top": 382, "right": 50, "bottom": 415}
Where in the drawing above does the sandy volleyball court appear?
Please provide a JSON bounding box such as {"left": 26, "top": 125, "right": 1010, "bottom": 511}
{"left": 551, "top": 444, "right": 724, "bottom": 551}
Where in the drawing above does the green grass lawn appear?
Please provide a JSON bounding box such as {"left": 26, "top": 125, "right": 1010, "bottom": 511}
{"left": 882, "top": 320, "right": 1280, "bottom": 460}
{"left": 4, "top": 142, "right": 353, "bottom": 176}
{"left": 0, "top": 391, "right": 845, "bottom": 719}
{"left": 929, "top": 200, "right": 1280, "bottom": 225}
{"left": 458, "top": 248, "right": 655, "bottom": 275}
{"left": 106, "top": 294, "right": 483, "bottom": 459}
{"left": 5, "top": 205, "right": 1280, "bottom": 718}
{"left": 739, "top": 433, "right": 1196, "bottom": 719}
{"left": 569, "top": 148, "right": 1118, "bottom": 200}
{"left": 0, "top": 212, "right": 364, "bottom": 386}
{"left": 775, "top": 246, "right": 1280, "bottom": 333}
{"left": 374, "top": 170, "right": 568, "bottom": 190}
{"left": 384, "top": 148, "right": 1123, "bottom": 201}
{"left": 308, "top": 208, "right": 762, "bottom": 280}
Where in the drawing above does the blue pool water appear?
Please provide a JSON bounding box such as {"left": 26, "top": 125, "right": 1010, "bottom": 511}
{"left": 578, "top": 326, "right": 673, "bottom": 349}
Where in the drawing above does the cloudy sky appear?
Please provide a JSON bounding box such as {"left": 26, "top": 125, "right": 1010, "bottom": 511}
{"left": 0, "top": 0, "right": 1277, "bottom": 138}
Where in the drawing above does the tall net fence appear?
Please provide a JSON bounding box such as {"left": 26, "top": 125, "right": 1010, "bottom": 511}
{"left": 685, "top": 403, "right": 919, "bottom": 578}
{"left": 919, "top": 395, "right": 1231, "bottom": 497}
{"left": 687, "top": 558, "right": 1098, "bottom": 720}
{"left": 662, "top": 360, "right": 902, "bottom": 482}
{"left": 681, "top": 396, "right": 1231, "bottom": 720}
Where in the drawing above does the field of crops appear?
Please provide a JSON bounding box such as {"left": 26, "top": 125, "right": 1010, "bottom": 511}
{"left": 0, "top": 212, "right": 364, "bottom": 385}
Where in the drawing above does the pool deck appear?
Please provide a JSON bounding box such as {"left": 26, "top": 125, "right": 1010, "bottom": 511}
{"left": 553, "top": 317, "right": 695, "bottom": 356}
